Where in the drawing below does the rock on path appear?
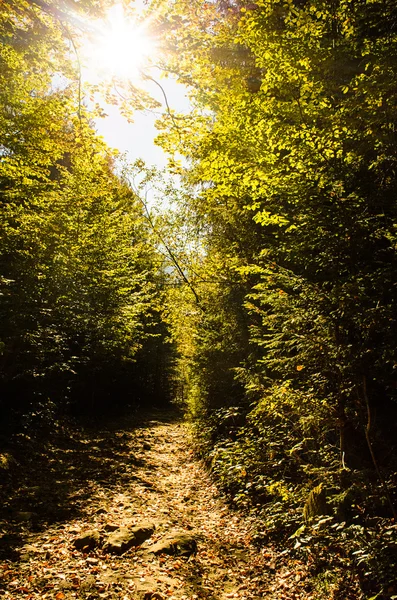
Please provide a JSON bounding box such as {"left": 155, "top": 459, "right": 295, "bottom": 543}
{"left": 0, "top": 411, "right": 275, "bottom": 599}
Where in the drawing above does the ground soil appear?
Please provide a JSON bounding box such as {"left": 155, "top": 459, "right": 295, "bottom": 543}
{"left": 0, "top": 408, "right": 305, "bottom": 599}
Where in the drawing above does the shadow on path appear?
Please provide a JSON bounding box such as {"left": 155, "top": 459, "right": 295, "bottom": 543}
{"left": 0, "top": 406, "right": 181, "bottom": 561}
{"left": 0, "top": 405, "right": 275, "bottom": 600}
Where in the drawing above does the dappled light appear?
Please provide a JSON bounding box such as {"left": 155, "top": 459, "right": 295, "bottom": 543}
{"left": 1, "top": 1, "right": 397, "bottom": 599}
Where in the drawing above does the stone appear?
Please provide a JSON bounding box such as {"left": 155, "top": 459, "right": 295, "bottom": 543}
{"left": 303, "top": 484, "right": 328, "bottom": 523}
{"left": 14, "top": 511, "right": 35, "bottom": 522}
{"left": 149, "top": 533, "right": 197, "bottom": 557}
{"left": 103, "top": 523, "right": 155, "bottom": 554}
{"left": 104, "top": 523, "right": 120, "bottom": 532}
{"left": 73, "top": 530, "right": 100, "bottom": 551}
{"left": 19, "top": 544, "right": 40, "bottom": 562}
{"left": 80, "top": 575, "right": 97, "bottom": 592}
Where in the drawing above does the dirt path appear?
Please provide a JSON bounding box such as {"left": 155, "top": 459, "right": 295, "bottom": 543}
{"left": 0, "top": 410, "right": 278, "bottom": 599}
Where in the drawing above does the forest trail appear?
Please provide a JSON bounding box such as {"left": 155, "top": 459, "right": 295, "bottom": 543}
{"left": 0, "top": 409, "right": 292, "bottom": 600}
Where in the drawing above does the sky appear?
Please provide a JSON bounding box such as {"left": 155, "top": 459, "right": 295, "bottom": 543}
{"left": 93, "top": 76, "right": 190, "bottom": 169}
{"left": 79, "top": 1, "right": 191, "bottom": 169}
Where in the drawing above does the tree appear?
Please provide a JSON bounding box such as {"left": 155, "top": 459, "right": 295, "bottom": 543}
{"left": 157, "top": 0, "right": 397, "bottom": 513}
{"left": 0, "top": 0, "right": 170, "bottom": 422}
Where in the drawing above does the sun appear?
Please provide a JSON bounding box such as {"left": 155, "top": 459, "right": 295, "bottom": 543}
{"left": 81, "top": 3, "right": 156, "bottom": 82}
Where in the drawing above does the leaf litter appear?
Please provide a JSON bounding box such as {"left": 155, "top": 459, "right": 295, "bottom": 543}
{"left": 0, "top": 410, "right": 315, "bottom": 599}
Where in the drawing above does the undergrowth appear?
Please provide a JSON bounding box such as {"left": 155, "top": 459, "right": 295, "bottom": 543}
{"left": 191, "top": 405, "right": 397, "bottom": 600}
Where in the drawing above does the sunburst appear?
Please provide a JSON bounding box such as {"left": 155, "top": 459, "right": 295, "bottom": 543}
{"left": 81, "top": 3, "right": 156, "bottom": 82}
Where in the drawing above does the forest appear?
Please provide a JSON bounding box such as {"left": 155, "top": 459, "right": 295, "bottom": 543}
{"left": 1, "top": 1, "right": 397, "bottom": 599}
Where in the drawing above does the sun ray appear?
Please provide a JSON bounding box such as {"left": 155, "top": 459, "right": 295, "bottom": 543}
{"left": 81, "top": 3, "right": 156, "bottom": 83}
